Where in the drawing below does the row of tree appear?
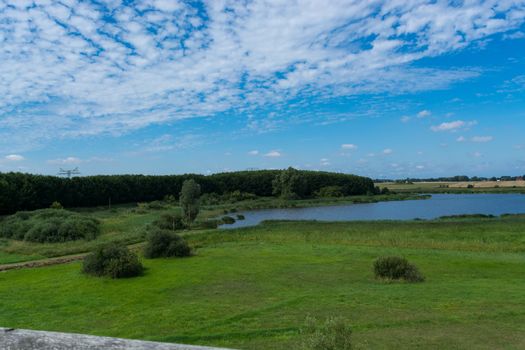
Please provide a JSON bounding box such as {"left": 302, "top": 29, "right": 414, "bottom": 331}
{"left": 0, "top": 168, "right": 375, "bottom": 215}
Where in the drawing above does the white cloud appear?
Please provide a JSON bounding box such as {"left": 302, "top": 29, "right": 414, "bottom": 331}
{"left": 472, "top": 151, "right": 483, "bottom": 158}
{"left": 431, "top": 120, "right": 477, "bottom": 132}
{"left": 383, "top": 148, "right": 393, "bottom": 155}
{"left": 457, "top": 136, "right": 466, "bottom": 142}
{"left": 503, "top": 31, "right": 525, "bottom": 40}
{"left": 137, "top": 134, "right": 202, "bottom": 154}
{"left": 341, "top": 144, "right": 358, "bottom": 150}
{"left": 400, "top": 116, "right": 411, "bottom": 123}
{"left": 0, "top": 1, "right": 523, "bottom": 149}
{"left": 47, "top": 157, "right": 82, "bottom": 165}
{"left": 5, "top": 154, "right": 24, "bottom": 161}
{"left": 416, "top": 165, "right": 425, "bottom": 169}
{"left": 417, "top": 110, "right": 431, "bottom": 118}
{"left": 248, "top": 150, "right": 259, "bottom": 156}
{"left": 471, "top": 136, "right": 493, "bottom": 143}
{"left": 320, "top": 158, "right": 330, "bottom": 166}
{"left": 264, "top": 150, "right": 281, "bottom": 158}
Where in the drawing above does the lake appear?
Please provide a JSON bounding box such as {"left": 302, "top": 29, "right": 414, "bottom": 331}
{"left": 221, "top": 194, "right": 525, "bottom": 229}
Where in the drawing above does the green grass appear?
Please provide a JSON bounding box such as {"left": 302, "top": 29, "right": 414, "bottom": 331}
{"left": 2, "top": 218, "right": 525, "bottom": 349}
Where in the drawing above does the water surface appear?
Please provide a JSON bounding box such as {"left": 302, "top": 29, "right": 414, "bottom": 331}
{"left": 221, "top": 194, "right": 525, "bottom": 229}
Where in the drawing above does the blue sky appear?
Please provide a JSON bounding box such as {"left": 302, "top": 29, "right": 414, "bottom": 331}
{"left": 0, "top": 0, "right": 524, "bottom": 178}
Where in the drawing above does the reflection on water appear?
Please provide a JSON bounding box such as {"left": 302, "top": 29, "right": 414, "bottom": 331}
{"left": 220, "top": 194, "right": 525, "bottom": 229}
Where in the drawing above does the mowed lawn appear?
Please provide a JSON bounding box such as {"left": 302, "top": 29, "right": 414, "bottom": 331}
{"left": 2, "top": 219, "right": 525, "bottom": 349}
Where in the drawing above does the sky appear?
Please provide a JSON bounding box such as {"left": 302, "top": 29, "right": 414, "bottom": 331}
{"left": 0, "top": 0, "right": 524, "bottom": 179}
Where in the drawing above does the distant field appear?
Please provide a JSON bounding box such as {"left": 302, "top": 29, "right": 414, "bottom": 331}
{"left": 378, "top": 181, "right": 525, "bottom": 193}
{"left": 2, "top": 218, "right": 525, "bottom": 349}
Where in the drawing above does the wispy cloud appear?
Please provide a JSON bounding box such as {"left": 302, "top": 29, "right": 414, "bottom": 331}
{"left": 47, "top": 157, "right": 81, "bottom": 165}
{"left": 248, "top": 150, "right": 259, "bottom": 156}
{"left": 0, "top": 1, "right": 523, "bottom": 150}
{"left": 4, "top": 154, "right": 24, "bottom": 161}
{"left": 320, "top": 158, "right": 330, "bottom": 166}
{"left": 264, "top": 150, "right": 282, "bottom": 158}
{"left": 471, "top": 136, "right": 494, "bottom": 143}
{"left": 400, "top": 116, "right": 411, "bottom": 123}
{"left": 383, "top": 148, "right": 393, "bottom": 155}
{"left": 431, "top": 120, "right": 477, "bottom": 132}
{"left": 341, "top": 144, "right": 358, "bottom": 150}
{"left": 417, "top": 110, "right": 431, "bottom": 118}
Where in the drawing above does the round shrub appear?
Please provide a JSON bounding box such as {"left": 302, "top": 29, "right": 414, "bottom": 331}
{"left": 83, "top": 244, "right": 143, "bottom": 278}
{"left": 143, "top": 228, "right": 192, "bottom": 258}
{"left": 153, "top": 213, "right": 187, "bottom": 231}
{"left": 373, "top": 256, "right": 424, "bottom": 282}
{"left": 0, "top": 209, "right": 100, "bottom": 243}
{"left": 236, "top": 214, "right": 245, "bottom": 220}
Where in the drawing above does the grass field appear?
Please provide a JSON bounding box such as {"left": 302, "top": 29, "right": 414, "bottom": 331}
{"left": 2, "top": 218, "right": 525, "bottom": 349}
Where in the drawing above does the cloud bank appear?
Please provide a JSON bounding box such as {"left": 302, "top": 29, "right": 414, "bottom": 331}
{"left": 1, "top": 0, "right": 524, "bottom": 150}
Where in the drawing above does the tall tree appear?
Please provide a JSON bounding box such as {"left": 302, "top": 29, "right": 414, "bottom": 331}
{"left": 272, "top": 167, "right": 307, "bottom": 199}
{"left": 180, "top": 179, "right": 201, "bottom": 224}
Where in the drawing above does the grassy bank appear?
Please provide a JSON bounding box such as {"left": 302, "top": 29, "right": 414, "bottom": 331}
{"left": 1, "top": 218, "right": 525, "bottom": 349}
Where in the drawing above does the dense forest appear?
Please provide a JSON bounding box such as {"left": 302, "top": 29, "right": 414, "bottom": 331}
{"left": 0, "top": 169, "right": 375, "bottom": 215}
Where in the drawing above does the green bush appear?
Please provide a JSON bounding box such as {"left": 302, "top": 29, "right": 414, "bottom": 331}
{"left": 163, "top": 194, "right": 176, "bottom": 204}
{"left": 83, "top": 244, "right": 143, "bottom": 278}
{"left": 50, "top": 201, "right": 63, "bottom": 209}
{"left": 225, "top": 190, "right": 257, "bottom": 202}
{"left": 316, "top": 186, "right": 344, "bottom": 198}
{"left": 236, "top": 214, "right": 245, "bottom": 220}
{"left": 373, "top": 256, "right": 424, "bottom": 282}
{"left": 200, "top": 193, "right": 221, "bottom": 205}
{"left": 0, "top": 209, "right": 100, "bottom": 243}
{"left": 193, "top": 220, "right": 220, "bottom": 229}
{"left": 221, "top": 216, "right": 236, "bottom": 224}
{"left": 153, "top": 213, "right": 187, "bottom": 231}
{"left": 300, "top": 316, "right": 352, "bottom": 350}
{"left": 143, "top": 228, "right": 192, "bottom": 258}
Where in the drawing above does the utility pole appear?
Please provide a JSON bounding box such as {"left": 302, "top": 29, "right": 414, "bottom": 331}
{"left": 58, "top": 167, "right": 81, "bottom": 179}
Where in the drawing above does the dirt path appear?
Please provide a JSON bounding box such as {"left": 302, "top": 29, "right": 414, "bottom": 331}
{"left": 0, "top": 253, "right": 87, "bottom": 272}
{"left": 0, "top": 243, "right": 145, "bottom": 272}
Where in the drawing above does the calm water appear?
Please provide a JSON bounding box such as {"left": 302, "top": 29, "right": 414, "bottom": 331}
{"left": 221, "top": 194, "right": 525, "bottom": 229}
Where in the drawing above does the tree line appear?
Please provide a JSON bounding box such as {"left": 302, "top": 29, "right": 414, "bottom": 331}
{"left": 0, "top": 169, "right": 374, "bottom": 215}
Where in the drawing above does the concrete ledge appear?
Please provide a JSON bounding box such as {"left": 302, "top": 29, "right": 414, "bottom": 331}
{"left": 0, "top": 328, "right": 233, "bottom": 350}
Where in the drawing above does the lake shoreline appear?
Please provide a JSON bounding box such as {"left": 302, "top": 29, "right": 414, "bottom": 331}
{"left": 219, "top": 193, "right": 525, "bottom": 229}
